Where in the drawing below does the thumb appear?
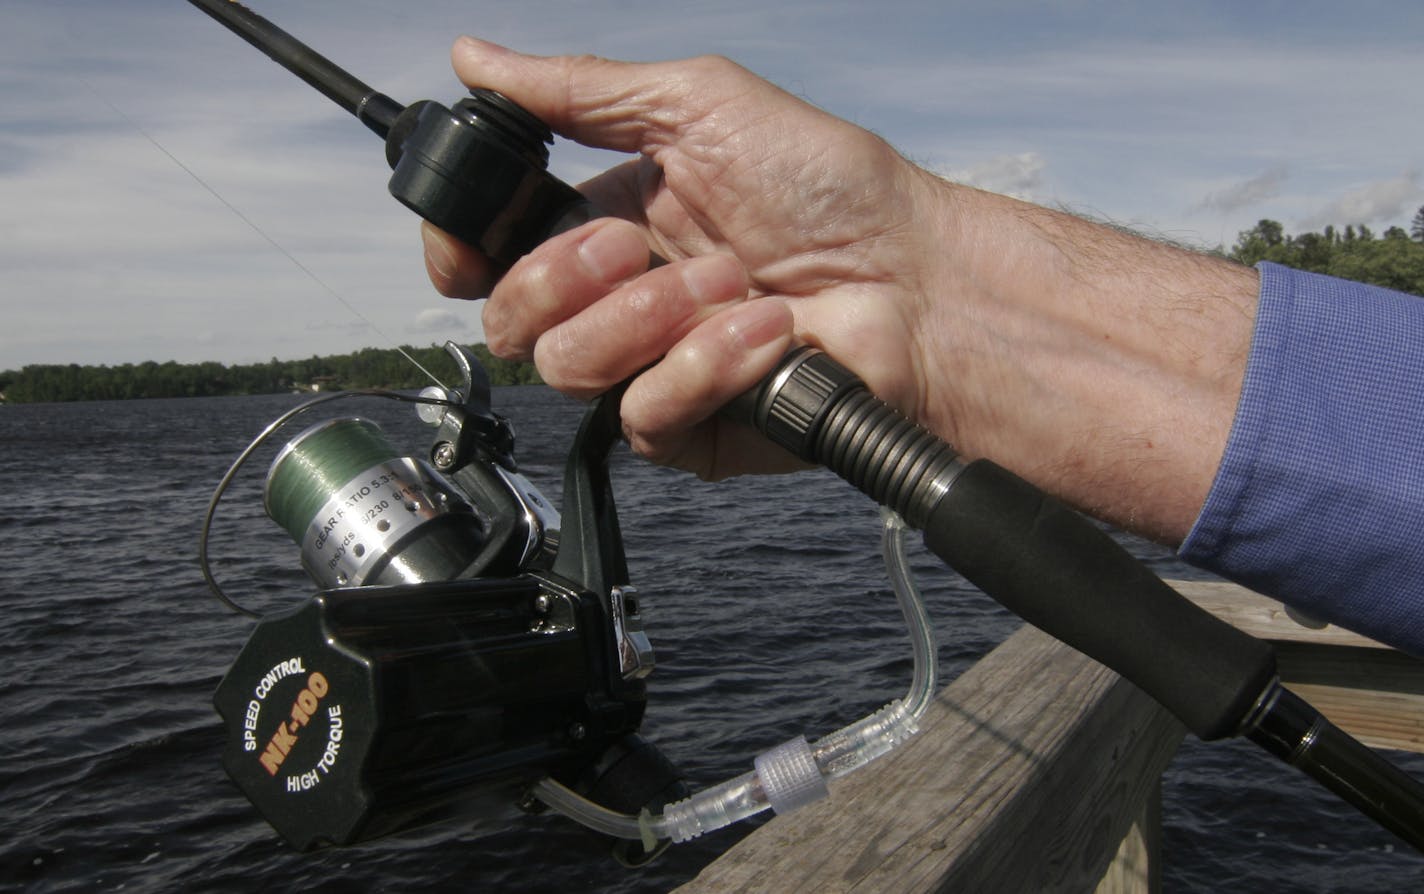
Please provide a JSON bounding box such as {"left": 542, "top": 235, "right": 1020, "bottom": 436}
{"left": 449, "top": 37, "right": 738, "bottom": 154}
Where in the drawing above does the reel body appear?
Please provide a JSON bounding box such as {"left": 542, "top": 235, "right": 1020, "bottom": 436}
{"left": 214, "top": 573, "right": 645, "bottom": 849}
{"left": 211, "top": 345, "right": 677, "bottom": 852}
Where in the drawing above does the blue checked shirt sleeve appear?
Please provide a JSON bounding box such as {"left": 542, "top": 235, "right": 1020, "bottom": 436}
{"left": 1179, "top": 261, "right": 1424, "bottom": 655}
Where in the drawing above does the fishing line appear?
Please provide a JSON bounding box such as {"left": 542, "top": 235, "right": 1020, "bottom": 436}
{"left": 83, "top": 78, "right": 449, "bottom": 390}
{"left": 264, "top": 417, "right": 402, "bottom": 545}
{"left": 198, "top": 388, "right": 455, "bottom": 618}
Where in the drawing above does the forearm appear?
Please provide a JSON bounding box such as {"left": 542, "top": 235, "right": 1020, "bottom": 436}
{"left": 911, "top": 178, "right": 1258, "bottom": 543}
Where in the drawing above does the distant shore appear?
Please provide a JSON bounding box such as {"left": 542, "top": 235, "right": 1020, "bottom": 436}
{"left": 0, "top": 344, "right": 539, "bottom": 404}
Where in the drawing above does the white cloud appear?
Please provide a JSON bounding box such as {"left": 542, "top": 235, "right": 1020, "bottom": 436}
{"left": 1300, "top": 172, "right": 1424, "bottom": 230}
{"left": 1196, "top": 165, "right": 1289, "bottom": 213}
{"left": 411, "top": 307, "right": 472, "bottom": 335}
{"left": 834, "top": 38, "right": 1424, "bottom": 246}
{"left": 943, "top": 152, "right": 1046, "bottom": 200}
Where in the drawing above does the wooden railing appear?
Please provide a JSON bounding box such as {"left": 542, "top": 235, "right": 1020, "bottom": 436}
{"left": 672, "top": 581, "right": 1424, "bottom": 893}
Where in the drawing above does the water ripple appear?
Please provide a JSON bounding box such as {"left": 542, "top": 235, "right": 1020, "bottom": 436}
{"left": 4, "top": 391, "right": 1422, "bottom": 892}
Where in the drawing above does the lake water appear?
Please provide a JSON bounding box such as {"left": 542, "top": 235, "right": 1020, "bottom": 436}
{"left": 2, "top": 388, "right": 1422, "bottom": 892}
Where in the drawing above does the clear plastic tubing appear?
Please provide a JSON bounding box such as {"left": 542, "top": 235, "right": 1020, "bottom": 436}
{"left": 531, "top": 508, "right": 937, "bottom": 847}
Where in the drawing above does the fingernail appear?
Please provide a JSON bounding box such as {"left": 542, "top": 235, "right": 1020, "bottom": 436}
{"left": 679, "top": 255, "right": 744, "bottom": 304}
{"left": 422, "top": 225, "right": 455, "bottom": 281}
{"left": 577, "top": 223, "right": 646, "bottom": 282}
{"left": 727, "top": 299, "right": 791, "bottom": 350}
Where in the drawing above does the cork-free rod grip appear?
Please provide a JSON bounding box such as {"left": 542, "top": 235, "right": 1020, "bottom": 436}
{"left": 922, "top": 458, "right": 1277, "bottom": 740}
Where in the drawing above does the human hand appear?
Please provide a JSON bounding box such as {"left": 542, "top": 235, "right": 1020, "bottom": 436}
{"left": 423, "top": 38, "right": 1260, "bottom": 544}
{"left": 422, "top": 38, "right": 949, "bottom": 480}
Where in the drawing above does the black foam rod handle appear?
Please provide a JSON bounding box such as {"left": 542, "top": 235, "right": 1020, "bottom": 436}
{"left": 923, "top": 458, "right": 1278, "bottom": 741}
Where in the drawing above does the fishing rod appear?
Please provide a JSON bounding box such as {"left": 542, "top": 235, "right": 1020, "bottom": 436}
{"left": 189, "top": 0, "right": 1424, "bottom": 857}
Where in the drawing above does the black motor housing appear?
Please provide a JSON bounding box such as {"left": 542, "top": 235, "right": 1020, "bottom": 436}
{"left": 213, "top": 572, "right": 647, "bottom": 850}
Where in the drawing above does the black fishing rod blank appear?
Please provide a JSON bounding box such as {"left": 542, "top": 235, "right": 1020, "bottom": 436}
{"left": 189, "top": 0, "right": 585, "bottom": 274}
{"left": 189, "top": 0, "right": 402, "bottom": 138}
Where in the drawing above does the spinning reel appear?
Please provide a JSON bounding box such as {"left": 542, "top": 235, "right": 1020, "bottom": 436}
{"left": 211, "top": 346, "right": 680, "bottom": 859}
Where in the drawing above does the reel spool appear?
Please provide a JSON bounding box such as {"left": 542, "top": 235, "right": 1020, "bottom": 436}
{"left": 265, "top": 417, "right": 483, "bottom": 588}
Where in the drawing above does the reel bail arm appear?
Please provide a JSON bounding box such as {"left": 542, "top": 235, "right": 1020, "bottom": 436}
{"left": 426, "top": 342, "right": 559, "bottom": 577}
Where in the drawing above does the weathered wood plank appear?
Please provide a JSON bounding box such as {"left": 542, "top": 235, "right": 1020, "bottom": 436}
{"left": 1169, "top": 580, "right": 1383, "bottom": 649}
{"left": 1172, "top": 580, "right": 1424, "bottom": 753}
{"left": 676, "top": 579, "right": 1424, "bottom": 892}
{"left": 1093, "top": 781, "right": 1161, "bottom": 894}
{"left": 673, "top": 624, "right": 1183, "bottom": 893}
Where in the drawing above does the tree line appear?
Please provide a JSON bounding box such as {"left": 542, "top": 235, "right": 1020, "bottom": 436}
{"left": 0, "top": 344, "right": 540, "bottom": 404}
{"left": 1224, "top": 206, "right": 1424, "bottom": 296}
{"left": 6, "top": 206, "right": 1422, "bottom": 404}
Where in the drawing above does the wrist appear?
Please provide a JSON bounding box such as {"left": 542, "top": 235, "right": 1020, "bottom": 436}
{"left": 910, "top": 176, "right": 1258, "bottom": 542}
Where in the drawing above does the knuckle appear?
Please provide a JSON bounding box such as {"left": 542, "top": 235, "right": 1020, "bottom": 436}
{"left": 560, "top": 54, "right": 615, "bottom": 117}
{"left": 483, "top": 253, "right": 568, "bottom": 356}
{"left": 530, "top": 331, "right": 601, "bottom": 399}
{"left": 624, "top": 427, "right": 685, "bottom": 471}
{"left": 479, "top": 303, "right": 527, "bottom": 361}
{"left": 689, "top": 54, "right": 742, "bottom": 79}
{"left": 483, "top": 333, "right": 526, "bottom": 362}
{"left": 508, "top": 246, "right": 559, "bottom": 299}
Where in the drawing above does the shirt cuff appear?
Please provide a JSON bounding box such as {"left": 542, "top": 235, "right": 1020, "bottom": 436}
{"left": 1179, "top": 261, "right": 1424, "bottom": 654}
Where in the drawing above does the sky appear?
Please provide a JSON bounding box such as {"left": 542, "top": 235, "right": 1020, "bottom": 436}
{"left": 3, "top": 0, "right": 1422, "bottom": 368}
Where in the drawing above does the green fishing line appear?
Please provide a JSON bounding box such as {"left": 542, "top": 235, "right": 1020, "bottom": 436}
{"left": 265, "top": 418, "right": 398, "bottom": 543}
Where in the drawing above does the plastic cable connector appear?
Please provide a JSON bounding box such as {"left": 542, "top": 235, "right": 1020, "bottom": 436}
{"left": 754, "top": 736, "right": 829, "bottom": 815}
